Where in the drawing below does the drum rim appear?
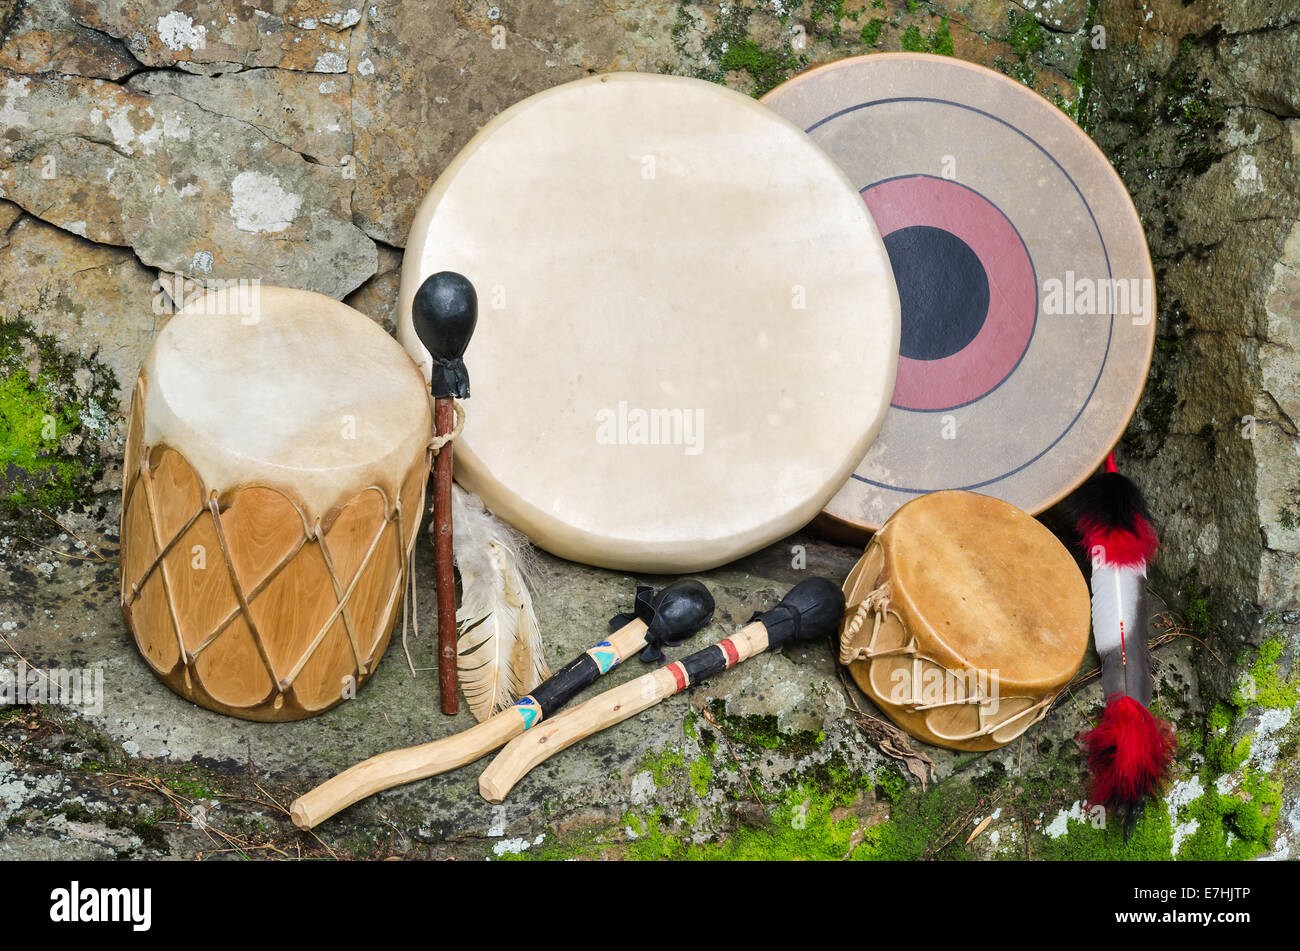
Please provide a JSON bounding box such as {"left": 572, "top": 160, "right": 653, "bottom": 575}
{"left": 764, "top": 52, "right": 1156, "bottom": 532}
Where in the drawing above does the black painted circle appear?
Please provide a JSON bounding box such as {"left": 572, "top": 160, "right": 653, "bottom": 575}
{"left": 883, "top": 225, "right": 990, "bottom": 362}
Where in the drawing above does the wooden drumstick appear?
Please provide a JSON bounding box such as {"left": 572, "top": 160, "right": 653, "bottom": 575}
{"left": 289, "top": 580, "right": 714, "bottom": 829}
{"left": 478, "top": 577, "right": 846, "bottom": 803}
{"left": 411, "top": 272, "right": 477, "bottom": 715}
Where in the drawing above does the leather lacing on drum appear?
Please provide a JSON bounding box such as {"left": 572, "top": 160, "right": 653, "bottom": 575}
{"left": 400, "top": 398, "right": 465, "bottom": 674}
{"left": 120, "top": 400, "right": 455, "bottom": 715}
{"left": 124, "top": 457, "right": 416, "bottom": 708}
{"left": 839, "top": 584, "right": 1053, "bottom": 743}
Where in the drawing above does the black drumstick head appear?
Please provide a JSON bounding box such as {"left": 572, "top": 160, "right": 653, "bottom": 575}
{"left": 629, "top": 579, "right": 715, "bottom": 663}
{"left": 753, "top": 577, "right": 845, "bottom": 646}
{"left": 652, "top": 579, "right": 715, "bottom": 643}
{"left": 412, "top": 271, "right": 477, "bottom": 399}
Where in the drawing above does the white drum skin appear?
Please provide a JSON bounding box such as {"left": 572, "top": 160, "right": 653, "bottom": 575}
{"left": 147, "top": 286, "right": 430, "bottom": 522}
{"left": 399, "top": 73, "right": 900, "bottom": 572}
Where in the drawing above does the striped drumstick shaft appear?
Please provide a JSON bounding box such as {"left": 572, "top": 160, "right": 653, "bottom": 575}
{"left": 508, "top": 619, "right": 646, "bottom": 729}
{"left": 478, "top": 621, "right": 770, "bottom": 804}
{"left": 289, "top": 619, "right": 650, "bottom": 830}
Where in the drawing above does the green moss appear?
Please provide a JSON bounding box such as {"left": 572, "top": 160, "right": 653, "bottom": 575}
{"left": 163, "top": 774, "right": 222, "bottom": 800}
{"left": 719, "top": 37, "right": 804, "bottom": 97}
{"left": 1175, "top": 768, "right": 1282, "bottom": 861}
{"left": 1005, "top": 10, "right": 1044, "bottom": 59}
{"left": 1233, "top": 635, "right": 1298, "bottom": 711}
{"left": 808, "top": 0, "right": 854, "bottom": 38}
{"left": 688, "top": 756, "right": 712, "bottom": 797}
{"left": 624, "top": 787, "right": 855, "bottom": 860}
{"left": 702, "top": 702, "right": 824, "bottom": 755}
{"left": 1185, "top": 597, "right": 1212, "bottom": 638}
{"left": 860, "top": 17, "right": 883, "bottom": 47}
{"left": 61, "top": 801, "right": 94, "bottom": 823}
{"left": 928, "top": 17, "right": 953, "bottom": 57}
{"left": 671, "top": 2, "right": 808, "bottom": 99}
{"left": 899, "top": 24, "right": 926, "bottom": 52}
{"left": 1063, "top": 0, "right": 1100, "bottom": 132}
{"left": 1037, "top": 803, "right": 1175, "bottom": 860}
{"left": 0, "top": 318, "right": 117, "bottom": 525}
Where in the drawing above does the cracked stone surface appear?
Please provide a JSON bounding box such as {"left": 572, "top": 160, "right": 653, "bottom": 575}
{"left": 1092, "top": 3, "right": 1300, "bottom": 653}
{"left": 0, "top": 0, "right": 138, "bottom": 79}
{"left": 69, "top": 0, "right": 363, "bottom": 73}
{"left": 0, "top": 67, "right": 375, "bottom": 297}
{"left": 0, "top": 209, "right": 162, "bottom": 413}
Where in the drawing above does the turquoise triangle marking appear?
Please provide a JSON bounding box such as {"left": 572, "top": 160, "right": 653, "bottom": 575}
{"left": 516, "top": 704, "right": 539, "bottom": 730}
{"left": 592, "top": 648, "right": 617, "bottom": 673}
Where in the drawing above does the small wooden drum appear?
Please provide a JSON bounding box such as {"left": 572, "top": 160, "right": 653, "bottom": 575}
{"left": 398, "top": 72, "right": 899, "bottom": 573}
{"left": 120, "top": 287, "right": 432, "bottom": 721}
{"left": 838, "top": 491, "right": 1089, "bottom": 751}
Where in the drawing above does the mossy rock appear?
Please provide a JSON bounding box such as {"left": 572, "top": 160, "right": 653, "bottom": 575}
{"left": 0, "top": 318, "right": 118, "bottom": 529}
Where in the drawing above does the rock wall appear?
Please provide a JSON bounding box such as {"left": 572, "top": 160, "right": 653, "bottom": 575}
{"left": 1087, "top": 0, "right": 1299, "bottom": 687}
{"left": 1, "top": 0, "right": 1296, "bottom": 677}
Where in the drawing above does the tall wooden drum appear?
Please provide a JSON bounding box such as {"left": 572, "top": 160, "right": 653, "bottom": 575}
{"left": 838, "top": 491, "right": 1089, "bottom": 751}
{"left": 120, "top": 287, "right": 432, "bottom": 721}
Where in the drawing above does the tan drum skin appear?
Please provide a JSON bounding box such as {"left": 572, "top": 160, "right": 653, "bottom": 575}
{"left": 839, "top": 490, "right": 1089, "bottom": 751}
{"left": 120, "top": 287, "right": 432, "bottom": 722}
{"left": 764, "top": 54, "right": 1157, "bottom": 535}
{"left": 398, "top": 72, "right": 900, "bottom": 573}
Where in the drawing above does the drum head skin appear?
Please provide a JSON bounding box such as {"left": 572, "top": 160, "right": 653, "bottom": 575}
{"left": 764, "top": 54, "right": 1156, "bottom": 532}
{"left": 146, "top": 286, "right": 431, "bottom": 522}
{"left": 399, "top": 73, "right": 899, "bottom": 572}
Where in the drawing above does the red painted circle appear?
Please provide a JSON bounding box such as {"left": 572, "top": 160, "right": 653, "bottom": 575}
{"left": 864, "top": 176, "right": 1036, "bottom": 411}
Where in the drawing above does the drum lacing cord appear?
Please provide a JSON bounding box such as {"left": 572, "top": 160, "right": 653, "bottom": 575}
{"left": 402, "top": 399, "right": 467, "bottom": 676}
{"left": 838, "top": 583, "right": 1051, "bottom": 741}
{"left": 838, "top": 584, "right": 912, "bottom": 666}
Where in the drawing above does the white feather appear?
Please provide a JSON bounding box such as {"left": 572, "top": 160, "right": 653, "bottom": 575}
{"left": 448, "top": 485, "right": 551, "bottom": 721}
{"left": 1089, "top": 564, "right": 1144, "bottom": 655}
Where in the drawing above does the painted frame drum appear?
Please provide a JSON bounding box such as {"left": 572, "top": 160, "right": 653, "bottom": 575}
{"left": 764, "top": 54, "right": 1157, "bottom": 533}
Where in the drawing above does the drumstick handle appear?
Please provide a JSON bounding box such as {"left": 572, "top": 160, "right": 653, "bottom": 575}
{"left": 433, "top": 396, "right": 458, "bottom": 714}
{"left": 288, "top": 619, "right": 650, "bottom": 829}
{"left": 290, "top": 713, "right": 516, "bottom": 830}
{"left": 479, "top": 620, "right": 771, "bottom": 803}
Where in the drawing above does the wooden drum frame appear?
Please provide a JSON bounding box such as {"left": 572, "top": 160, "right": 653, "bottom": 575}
{"left": 120, "top": 287, "right": 432, "bottom": 721}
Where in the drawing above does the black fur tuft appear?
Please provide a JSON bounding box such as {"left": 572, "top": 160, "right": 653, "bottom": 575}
{"left": 1069, "top": 470, "right": 1152, "bottom": 534}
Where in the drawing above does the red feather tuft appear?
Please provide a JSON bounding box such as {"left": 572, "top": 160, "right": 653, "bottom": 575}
{"left": 1084, "top": 695, "right": 1176, "bottom": 808}
{"left": 1078, "top": 514, "right": 1159, "bottom": 568}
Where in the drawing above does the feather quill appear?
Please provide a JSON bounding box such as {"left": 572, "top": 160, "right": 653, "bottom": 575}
{"left": 448, "top": 485, "right": 551, "bottom": 722}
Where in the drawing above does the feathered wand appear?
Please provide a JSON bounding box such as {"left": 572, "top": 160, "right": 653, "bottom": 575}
{"left": 450, "top": 485, "right": 551, "bottom": 721}
{"left": 1071, "top": 453, "right": 1175, "bottom": 834}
